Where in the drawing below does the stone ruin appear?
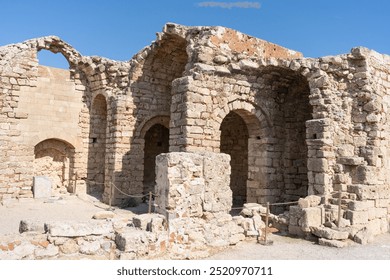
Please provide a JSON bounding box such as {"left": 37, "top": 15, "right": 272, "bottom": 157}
{"left": 1, "top": 23, "right": 390, "bottom": 258}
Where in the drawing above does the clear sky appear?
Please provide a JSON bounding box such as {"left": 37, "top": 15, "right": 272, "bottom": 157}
{"left": 1, "top": 0, "right": 389, "bottom": 68}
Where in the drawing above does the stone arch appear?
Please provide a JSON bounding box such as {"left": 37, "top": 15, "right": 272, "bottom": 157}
{"left": 220, "top": 111, "right": 250, "bottom": 205}
{"left": 219, "top": 106, "right": 267, "bottom": 206}
{"left": 32, "top": 36, "right": 82, "bottom": 68}
{"left": 37, "top": 49, "right": 70, "bottom": 69}
{"left": 218, "top": 100, "right": 272, "bottom": 138}
{"left": 255, "top": 65, "right": 312, "bottom": 206}
{"left": 87, "top": 94, "right": 108, "bottom": 197}
{"left": 34, "top": 138, "right": 75, "bottom": 194}
{"left": 141, "top": 116, "right": 170, "bottom": 194}
{"left": 138, "top": 115, "right": 170, "bottom": 139}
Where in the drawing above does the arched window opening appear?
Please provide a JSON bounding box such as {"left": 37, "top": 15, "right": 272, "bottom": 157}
{"left": 37, "top": 49, "right": 70, "bottom": 69}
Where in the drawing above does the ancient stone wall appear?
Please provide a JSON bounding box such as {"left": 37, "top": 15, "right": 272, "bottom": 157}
{"left": 0, "top": 39, "right": 90, "bottom": 201}
{"left": 1, "top": 23, "right": 390, "bottom": 245}
{"left": 33, "top": 139, "right": 75, "bottom": 195}
{"left": 87, "top": 94, "right": 107, "bottom": 195}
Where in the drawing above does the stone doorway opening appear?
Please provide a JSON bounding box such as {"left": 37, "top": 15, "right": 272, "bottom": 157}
{"left": 34, "top": 139, "right": 75, "bottom": 195}
{"left": 220, "top": 110, "right": 250, "bottom": 206}
{"left": 87, "top": 94, "right": 107, "bottom": 197}
{"left": 143, "top": 123, "right": 169, "bottom": 194}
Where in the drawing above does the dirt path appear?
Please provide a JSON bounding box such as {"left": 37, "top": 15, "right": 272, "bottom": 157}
{"left": 0, "top": 194, "right": 147, "bottom": 235}
{"left": 207, "top": 232, "right": 390, "bottom": 260}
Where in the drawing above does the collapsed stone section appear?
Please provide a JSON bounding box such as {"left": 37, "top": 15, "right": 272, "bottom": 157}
{"left": 154, "top": 152, "right": 247, "bottom": 256}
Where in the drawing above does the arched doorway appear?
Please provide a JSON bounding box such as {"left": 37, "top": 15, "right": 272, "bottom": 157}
{"left": 87, "top": 94, "right": 107, "bottom": 197}
{"left": 34, "top": 139, "right": 75, "bottom": 195}
{"left": 220, "top": 111, "right": 250, "bottom": 206}
{"left": 143, "top": 123, "right": 169, "bottom": 194}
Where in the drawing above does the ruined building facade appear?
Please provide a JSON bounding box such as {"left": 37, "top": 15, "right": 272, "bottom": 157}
{"left": 1, "top": 24, "right": 390, "bottom": 242}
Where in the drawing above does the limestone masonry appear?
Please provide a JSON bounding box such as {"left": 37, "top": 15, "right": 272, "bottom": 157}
{"left": 1, "top": 23, "right": 390, "bottom": 258}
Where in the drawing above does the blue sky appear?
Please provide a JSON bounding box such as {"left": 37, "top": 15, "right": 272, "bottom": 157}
{"left": 1, "top": 0, "right": 389, "bottom": 68}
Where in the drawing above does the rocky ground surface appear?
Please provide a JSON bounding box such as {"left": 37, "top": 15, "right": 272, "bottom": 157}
{"left": 208, "top": 232, "right": 390, "bottom": 260}
{"left": 1, "top": 195, "right": 389, "bottom": 260}
{"left": 0, "top": 194, "right": 147, "bottom": 236}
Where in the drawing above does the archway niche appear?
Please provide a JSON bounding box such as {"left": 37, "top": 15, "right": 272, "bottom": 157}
{"left": 220, "top": 110, "right": 258, "bottom": 206}
{"left": 143, "top": 123, "right": 170, "bottom": 194}
{"left": 87, "top": 94, "right": 107, "bottom": 197}
{"left": 34, "top": 139, "right": 75, "bottom": 194}
{"left": 257, "top": 66, "right": 312, "bottom": 207}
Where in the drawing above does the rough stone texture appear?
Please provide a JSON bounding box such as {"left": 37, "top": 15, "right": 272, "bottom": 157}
{"left": 115, "top": 228, "right": 153, "bottom": 254}
{"left": 92, "top": 211, "right": 116, "bottom": 220}
{"left": 155, "top": 152, "right": 232, "bottom": 218}
{"left": 32, "top": 176, "right": 52, "bottom": 198}
{"left": 45, "top": 221, "right": 113, "bottom": 237}
{"left": 311, "top": 226, "right": 349, "bottom": 240}
{"left": 154, "top": 152, "right": 253, "bottom": 257}
{"left": 1, "top": 22, "right": 390, "bottom": 248}
{"left": 318, "top": 238, "right": 349, "bottom": 248}
{"left": 354, "top": 227, "right": 375, "bottom": 245}
{"left": 19, "top": 220, "right": 45, "bottom": 233}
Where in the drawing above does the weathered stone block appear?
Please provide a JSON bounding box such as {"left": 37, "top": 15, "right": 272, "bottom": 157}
{"left": 45, "top": 221, "right": 113, "bottom": 237}
{"left": 59, "top": 239, "right": 79, "bottom": 254}
{"left": 348, "top": 200, "right": 375, "bottom": 211}
{"left": 318, "top": 238, "right": 348, "bottom": 248}
{"left": 19, "top": 220, "right": 45, "bottom": 233}
{"left": 34, "top": 244, "right": 59, "bottom": 258}
{"left": 33, "top": 176, "right": 52, "bottom": 199}
{"left": 133, "top": 213, "right": 166, "bottom": 232}
{"left": 298, "top": 195, "right": 322, "bottom": 208}
{"left": 311, "top": 226, "right": 349, "bottom": 240}
{"left": 300, "top": 207, "right": 324, "bottom": 232}
{"left": 338, "top": 157, "right": 364, "bottom": 166}
{"left": 307, "top": 158, "right": 328, "bottom": 172}
{"left": 354, "top": 227, "right": 374, "bottom": 245}
{"left": 288, "top": 225, "right": 305, "bottom": 237}
{"left": 346, "top": 210, "right": 369, "bottom": 225}
{"left": 79, "top": 241, "right": 101, "bottom": 255}
{"left": 92, "top": 211, "right": 116, "bottom": 220}
{"left": 115, "top": 228, "right": 152, "bottom": 254}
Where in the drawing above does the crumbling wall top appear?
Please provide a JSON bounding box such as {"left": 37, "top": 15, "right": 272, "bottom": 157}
{"left": 162, "top": 22, "right": 302, "bottom": 60}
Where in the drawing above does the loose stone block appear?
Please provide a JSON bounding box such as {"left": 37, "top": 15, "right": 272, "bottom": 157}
{"left": 311, "top": 226, "right": 349, "bottom": 240}
{"left": 33, "top": 176, "right": 52, "bottom": 199}
{"left": 115, "top": 228, "right": 152, "bottom": 255}
{"left": 354, "top": 227, "right": 374, "bottom": 245}
{"left": 45, "top": 221, "right": 113, "bottom": 237}
{"left": 19, "top": 220, "right": 45, "bottom": 233}
{"left": 300, "top": 207, "right": 324, "bottom": 232}
{"left": 92, "top": 211, "right": 116, "bottom": 220}
{"left": 318, "top": 238, "right": 348, "bottom": 248}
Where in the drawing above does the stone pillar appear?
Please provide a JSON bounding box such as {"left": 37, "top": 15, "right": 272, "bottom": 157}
{"left": 306, "top": 118, "right": 334, "bottom": 196}
{"left": 169, "top": 76, "right": 220, "bottom": 153}
{"left": 103, "top": 95, "right": 137, "bottom": 205}
{"left": 155, "top": 152, "right": 232, "bottom": 218}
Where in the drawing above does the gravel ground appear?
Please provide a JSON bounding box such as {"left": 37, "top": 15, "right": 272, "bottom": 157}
{"left": 207, "top": 232, "right": 390, "bottom": 260}
{"left": 0, "top": 194, "right": 142, "bottom": 235}
{"left": 1, "top": 195, "right": 390, "bottom": 260}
